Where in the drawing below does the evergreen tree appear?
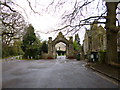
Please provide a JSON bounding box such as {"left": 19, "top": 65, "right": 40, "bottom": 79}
{"left": 74, "top": 34, "right": 81, "bottom": 60}
{"left": 73, "top": 41, "right": 80, "bottom": 51}
{"left": 75, "top": 34, "right": 80, "bottom": 45}
{"left": 41, "top": 41, "right": 48, "bottom": 53}
{"left": 22, "top": 24, "right": 41, "bottom": 59}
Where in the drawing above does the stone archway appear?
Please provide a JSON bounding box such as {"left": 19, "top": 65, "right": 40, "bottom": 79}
{"left": 48, "top": 32, "right": 74, "bottom": 59}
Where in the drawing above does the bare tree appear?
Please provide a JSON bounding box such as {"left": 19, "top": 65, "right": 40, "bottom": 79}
{"left": 0, "top": 0, "right": 27, "bottom": 45}
{"left": 105, "top": 2, "right": 120, "bottom": 65}
{"left": 1, "top": 0, "right": 119, "bottom": 64}
{"left": 45, "top": 0, "right": 120, "bottom": 64}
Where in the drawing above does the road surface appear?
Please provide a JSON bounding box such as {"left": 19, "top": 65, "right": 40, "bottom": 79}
{"left": 2, "top": 56, "right": 119, "bottom": 88}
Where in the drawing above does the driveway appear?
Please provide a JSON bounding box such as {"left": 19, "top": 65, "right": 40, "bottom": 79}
{"left": 2, "top": 56, "right": 119, "bottom": 88}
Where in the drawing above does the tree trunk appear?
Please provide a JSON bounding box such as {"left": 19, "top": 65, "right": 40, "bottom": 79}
{"left": 105, "top": 2, "right": 119, "bottom": 65}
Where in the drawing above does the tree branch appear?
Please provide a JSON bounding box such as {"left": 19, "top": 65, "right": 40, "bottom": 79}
{"left": 26, "top": 0, "right": 41, "bottom": 15}
{"left": 0, "top": 2, "right": 16, "bottom": 12}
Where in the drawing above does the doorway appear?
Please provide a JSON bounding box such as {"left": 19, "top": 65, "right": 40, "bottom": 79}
{"left": 55, "top": 42, "right": 66, "bottom": 59}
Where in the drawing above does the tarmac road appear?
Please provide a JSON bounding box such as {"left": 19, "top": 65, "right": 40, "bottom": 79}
{"left": 2, "top": 56, "right": 119, "bottom": 88}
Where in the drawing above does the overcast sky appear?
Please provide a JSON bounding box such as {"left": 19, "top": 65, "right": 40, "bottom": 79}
{"left": 14, "top": 0, "right": 120, "bottom": 44}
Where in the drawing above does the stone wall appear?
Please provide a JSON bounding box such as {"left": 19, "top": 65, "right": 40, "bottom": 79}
{"left": 41, "top": 53, "right": 48, "bottom": 59}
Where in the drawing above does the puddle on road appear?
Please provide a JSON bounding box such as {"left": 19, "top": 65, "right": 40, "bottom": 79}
{"left": 55, "top": 59, "right": 70, "bottom": 64}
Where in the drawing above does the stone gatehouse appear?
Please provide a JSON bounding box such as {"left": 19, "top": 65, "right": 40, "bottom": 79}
{"left": 48, "top": 32, "right": 74, "bottom": 59}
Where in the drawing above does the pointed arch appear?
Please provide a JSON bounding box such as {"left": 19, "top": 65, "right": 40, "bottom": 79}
{"left": 48, "top": 32, "right": 74, "bottom": 59}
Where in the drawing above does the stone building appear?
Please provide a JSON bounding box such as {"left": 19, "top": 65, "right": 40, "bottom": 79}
{"left": 55, "top": 42, "right": 66, "bottom": 56}
{"left": 55, "top": 42, "right": 66, "bottom": 51}
{"left": 83, "top": 24, "right": 107, "bottom": 61}
{"left": 83, "top": 23, "right": 120, "bottom": 61}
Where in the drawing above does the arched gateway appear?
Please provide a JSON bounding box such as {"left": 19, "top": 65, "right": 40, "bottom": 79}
{"left": 48, "top": 32, "right": 74, "bottom": 59}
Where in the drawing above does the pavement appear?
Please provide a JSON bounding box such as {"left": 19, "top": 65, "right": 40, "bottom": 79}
{"left": 86, "top": 62, "right": 120, "bottom": 82}
{"left": 2, "top": 56, "right": 120, "bottom": 88}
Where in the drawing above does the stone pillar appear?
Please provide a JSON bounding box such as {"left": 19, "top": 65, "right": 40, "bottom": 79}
{"left": 66, "top": 44, "right": 69, "bottom": 58}
{"left": 53, "top": 44, "right": 57, "bottom": 58}
{"left": 68, "top": 37, "right": 74, "bottom": 59}
{"left": 48, "top": 37, "right": 53, "bottom": 57}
